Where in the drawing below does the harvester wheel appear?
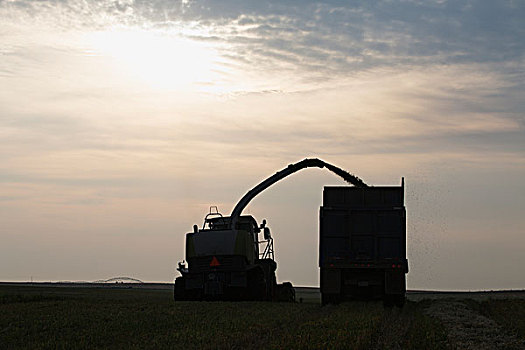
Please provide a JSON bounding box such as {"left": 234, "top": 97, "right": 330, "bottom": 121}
{"left": 282, "top": 282, "right": 295, "bottom": 302}
{"left": 174, "top": 277, "right": 186, "bottom": 301}
{"left": 248, "top": 269, "right": 267, "bottom": 301}
{"left": 267, "top": 273, "right": 277, "bottom": 301}
{"left": 275, "top": 282, "right": 295, "bottom": 302}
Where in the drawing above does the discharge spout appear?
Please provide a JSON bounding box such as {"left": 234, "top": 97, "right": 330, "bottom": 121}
{"left": 230, "top": 158, "right": 367, "bottom": 229}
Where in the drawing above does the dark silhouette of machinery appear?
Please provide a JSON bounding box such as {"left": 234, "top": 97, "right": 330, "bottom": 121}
{"left": 320, "top": 181, "right": 408, "bottom": 306}
{"left": 174, "top": 158, "right": 366, "bottom": 301}
{"left": 174, "top": 158, "right": 408, "bottom": 304}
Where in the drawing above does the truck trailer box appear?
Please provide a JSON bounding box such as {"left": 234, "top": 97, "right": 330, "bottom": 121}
{"left": 319, "top": 183, "right": 408, "bottom": 305}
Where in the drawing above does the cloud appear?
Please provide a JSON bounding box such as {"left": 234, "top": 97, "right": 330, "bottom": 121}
{"left": 167, "top": 1, "right": 525, "bottom": 78}
{"left": 4, "top": 1, "right": 525, "bottom": 82}
{"left": 1, "top": 60, "right": 522, "bottom": 180}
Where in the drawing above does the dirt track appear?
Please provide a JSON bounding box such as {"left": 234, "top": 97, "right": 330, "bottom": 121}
{"left": 425, "top": 300, "right": 525, "bottom": 350}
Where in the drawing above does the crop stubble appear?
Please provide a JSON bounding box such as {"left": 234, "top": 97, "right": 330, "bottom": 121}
{"left": 0, "top": 285, "right": 524, "bottom": 349}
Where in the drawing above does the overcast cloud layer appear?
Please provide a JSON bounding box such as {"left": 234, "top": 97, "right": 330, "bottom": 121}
{"left": 1, "top": 0, "right": 524, "bottom": 289}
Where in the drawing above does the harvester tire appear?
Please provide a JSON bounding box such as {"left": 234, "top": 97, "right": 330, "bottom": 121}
{"left": 247, "top": 268, "right": 267, "bottom": 301}
{"left": 275, "top": 282, "right": 295, "bottom": 302}
{"left": 174, "top": 277, "right": 186, "bottom": 301}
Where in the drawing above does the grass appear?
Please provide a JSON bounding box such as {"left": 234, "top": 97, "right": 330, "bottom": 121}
{"left": 0, "top": 285, "right": 449, "bottom": 349}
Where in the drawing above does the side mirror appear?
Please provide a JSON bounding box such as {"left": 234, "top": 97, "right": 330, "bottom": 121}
{"left": 263, "top": 227, "right": 271, "bottom": 240}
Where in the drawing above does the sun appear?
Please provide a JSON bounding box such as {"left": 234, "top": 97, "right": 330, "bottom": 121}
{"left": 85, "top": 28, "right": 225, "bottom": 91}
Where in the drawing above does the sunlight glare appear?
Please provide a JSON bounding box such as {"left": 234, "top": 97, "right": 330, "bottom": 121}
{"left": 86, "top": 29, "right": 225, "bottom": 91}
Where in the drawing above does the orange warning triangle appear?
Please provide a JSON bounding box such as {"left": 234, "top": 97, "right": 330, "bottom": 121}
{"left": 210, "top": 256, "right": 220, "bottom": 267}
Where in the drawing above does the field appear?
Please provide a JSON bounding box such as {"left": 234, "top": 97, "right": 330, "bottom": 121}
{"left": 1, "top": 284, "right": 524, "bottom": 349}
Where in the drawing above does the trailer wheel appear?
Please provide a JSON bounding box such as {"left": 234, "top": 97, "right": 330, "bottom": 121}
{"left": 383, "top": 296, "right": 394, "bottom": 308}
{"left": 321, "top": 293, "right": 340, "bottom": 305}
{"left": 394, "top": 295, "right": 406, "bottom": 308}
{"left": 383, "top": 294, "right": 406, "bottom": 308}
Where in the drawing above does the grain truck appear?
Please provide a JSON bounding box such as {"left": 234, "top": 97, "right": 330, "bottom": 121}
{"left": 320, "top": 181, "right": 408, "bottom": 306}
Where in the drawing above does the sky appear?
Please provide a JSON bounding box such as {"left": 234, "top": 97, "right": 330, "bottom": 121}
{"left": 1, "top": 0, "right": 524, "bottom": 290}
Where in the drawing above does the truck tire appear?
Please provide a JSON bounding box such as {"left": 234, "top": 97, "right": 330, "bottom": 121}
{"left": 321, "top": 293, "right": 340, "bottom": 305}
{"left": 383, "top": 294, "right": 405, "bottom": 308}
{"left": 394, "top": 295, "right": 406, "bottom": 307}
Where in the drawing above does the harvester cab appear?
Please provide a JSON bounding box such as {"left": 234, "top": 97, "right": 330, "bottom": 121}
{"left": 197, "top": 206, "right": 273, "bottom": 264}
